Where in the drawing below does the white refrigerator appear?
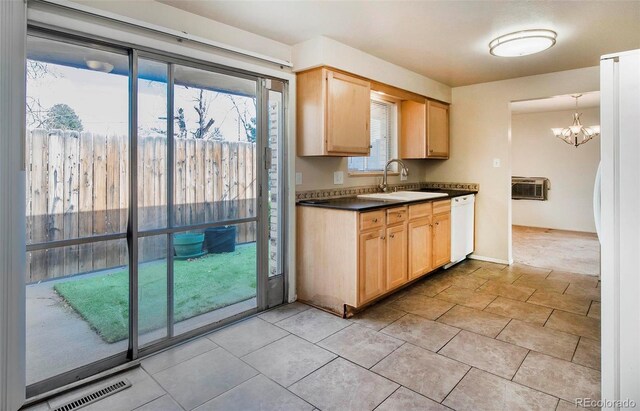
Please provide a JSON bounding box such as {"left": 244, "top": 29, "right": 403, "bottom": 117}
{"left": 599, "top": 49, "right": 640, "bottom": 408}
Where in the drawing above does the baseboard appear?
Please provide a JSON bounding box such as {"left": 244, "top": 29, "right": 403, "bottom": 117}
{"left": 469, "top": 254, "right": 513, "bottom": 265}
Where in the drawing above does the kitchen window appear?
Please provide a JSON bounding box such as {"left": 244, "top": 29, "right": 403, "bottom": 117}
{"left": 348, "top": 97, "right": 397, "bottom": 173}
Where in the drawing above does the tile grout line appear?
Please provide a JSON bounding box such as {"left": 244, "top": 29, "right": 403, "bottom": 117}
{"left": 258, "top": 304, "right": 311, "bottom": 324}
{"left": 570, "top": 336, "right": 581, "bottom": 364}
{"left": 586, "top": 299, "right": 595, "bottom": 318}
{"left": 367, "top": 341, "right": 407, "bottom": 371}
{"left": 233, "top": 336, "right": 339, "bottom": 391}
{"left": 432, "top": 302, "right": 458, "bottom": 322}
{"left": 494, "top": 317, "right": 514, "bottom": 339}
{"left": 241, "top": 371, "right": 317, "bottom": 410}
{"left": 436, "top": 327, "right": 463, "bottom": 355}
{"left": 284, "top": 356, "right": 341, "bottom": 390}
{"left": 510, "top": 349, "right": 532, "bottom": 382}
{"left": 542, "top": 309, "right": 554, "bottom": 327}
{"left": 145, "top": 367, "right": 189, "bottom": 411}
{"left": 376, "top": 312, "right": 408, "bottom": 334}
{"left": 439, "top": 366, "right": 473, "bottom": 405}
{"left": 141, "top": 339, "right": 219, "bottom": 375}
{"left": 371, "top": 385, "right": 401, "bottom": 411}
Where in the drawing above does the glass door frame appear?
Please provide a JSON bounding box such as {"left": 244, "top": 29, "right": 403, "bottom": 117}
{"left": 25, "top": 26, "right": 287, "bottom": 398}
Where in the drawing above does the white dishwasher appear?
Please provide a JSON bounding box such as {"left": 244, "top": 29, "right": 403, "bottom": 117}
{"left": 446, "top": 194, "right": 475, "bottom": 268}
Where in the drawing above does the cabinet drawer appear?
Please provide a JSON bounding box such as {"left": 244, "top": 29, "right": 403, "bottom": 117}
{"left": 409, "top": 202, "right": 432, "bottom": 220}
{"left": 386, "top": 206, "right": 407, "bottom": 225}
{"left": 360, "top": 210, "right": 384, "bottom": 231}
{"left": 433, "top": 199, "right": 451, "bottom": 215}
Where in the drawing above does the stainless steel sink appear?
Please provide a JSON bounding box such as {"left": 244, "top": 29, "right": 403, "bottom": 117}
{"left": 357, "top": 191, "right": 449, "bottom": 202}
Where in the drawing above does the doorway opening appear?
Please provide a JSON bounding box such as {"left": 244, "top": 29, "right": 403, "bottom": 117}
{"left": 510, "top": 92, "right": 601, "bottom": 276}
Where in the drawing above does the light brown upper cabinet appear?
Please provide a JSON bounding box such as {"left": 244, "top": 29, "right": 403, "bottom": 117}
{"left": 427, "top": 100, "right": 450, "bottom": 158}
{"left": 400, "top": 99, "right": 450, "bottom": 159}
{"left": 297, "top": 68, "right": 371, "bottom": 156}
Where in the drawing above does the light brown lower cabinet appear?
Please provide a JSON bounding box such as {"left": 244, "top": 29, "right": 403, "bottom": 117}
{"left": 385, "top": 222, "right": 408, "bottom": 291}
{"left": 358, "top": 229, "right": 386, "bottom": 305}
{"left": 432, "top": 211, "right": 452, "bottom": 268}
{"left": 408, "top": 216, "right": 432, "bottom": 280}
{"left": 297, "top": 200, "right": 451, "bottom": 316}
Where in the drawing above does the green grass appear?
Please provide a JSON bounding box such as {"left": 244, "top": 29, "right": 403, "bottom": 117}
{"left": 54, "top": 244, "right": 257, "bottom": 343}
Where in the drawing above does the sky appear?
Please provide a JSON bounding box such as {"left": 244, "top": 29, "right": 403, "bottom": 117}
{"left": 27, "top": 61, "right": 256, "bottom": 142}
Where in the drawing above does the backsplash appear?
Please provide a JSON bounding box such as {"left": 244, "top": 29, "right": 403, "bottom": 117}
{"left": 295, "top": 181, "right": 479, "bottom": 200}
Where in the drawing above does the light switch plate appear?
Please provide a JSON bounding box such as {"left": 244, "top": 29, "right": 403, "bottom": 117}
{"left": 493, "top": 158, "right": 501, "bottom": 168}
{"left": 333, "top": 171, "right": 344, "bottom": 185}
{"left": 295, "top": 172, "right": 302, "bottom": 185}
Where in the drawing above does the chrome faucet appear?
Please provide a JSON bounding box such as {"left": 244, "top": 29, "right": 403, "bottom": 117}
{"left": 379, "top": 159, "right": 409, "bottom": 192}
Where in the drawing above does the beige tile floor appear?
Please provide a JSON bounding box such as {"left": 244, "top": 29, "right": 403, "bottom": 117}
{"left": 27, "top": 260, "right": 601, "bottom": 411}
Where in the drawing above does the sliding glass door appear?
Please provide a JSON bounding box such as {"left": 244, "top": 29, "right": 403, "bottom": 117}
{"left": 135, "top": 58, "right": 262, "bottom": 347}
{"left": 25, "top": 30, "right": 286, "bottom": 397}
{"left": 25, "top": 35, "right": 131, "bottom": 388}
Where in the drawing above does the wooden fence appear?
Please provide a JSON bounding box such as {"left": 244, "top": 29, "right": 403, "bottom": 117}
{"left": 26, "top": 129, "right": 257, "bottom": 283}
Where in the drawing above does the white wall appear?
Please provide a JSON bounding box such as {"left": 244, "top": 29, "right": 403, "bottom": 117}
{"left": 421, "top": 66, "right": 600, "bottom": 263}
{"left": 71, "top": 0, "right": 292, "bottom": 62}
{"left": 512, "top": 108, "right": 600, "bottom": 232}
{"left": 295, "top": 157, "right": 430, "bottom": 191}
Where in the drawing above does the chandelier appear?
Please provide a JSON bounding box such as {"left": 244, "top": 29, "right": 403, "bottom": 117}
{"left": 551, "top": 94, "right": 600, "bottom": 147}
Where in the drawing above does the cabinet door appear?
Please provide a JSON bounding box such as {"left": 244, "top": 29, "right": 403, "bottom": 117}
{"left": 400, "top": 99, "right": 427, "bottom": 158}
{"left": 326, "top": 71, "right": 371, "bottom": 155}
{"left": 386, "top": 223, "right": 408, "bottom": 290}
{"left": 427, "top": 100, "right": 449, "bottom": 158}
{"left": 432, "top": 212, "right": 451, "bottom": 268}
{"left": 358, "top": 229, "right": 386, "bottom": 304}
{"left": 408, "top": 216, "right": 432, "bottom": 279}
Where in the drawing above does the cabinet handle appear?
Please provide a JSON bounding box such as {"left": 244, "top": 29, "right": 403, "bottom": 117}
{"left": 390, "top": 233, "right": 395, "bottom": 239}
{"left": 397, "top": 213, "right": 402, "bottom": 218}
{"left": 372, "top": 218, "right": 378, "bottom": 223}
{"left": 429, "top": 149, "right": 434, "bottom": 153}
{"left": 435, "top": 222, "right": 440, "bottom": 226}
{"left": 381, "top": 236, "right": 386, "bottom": 240}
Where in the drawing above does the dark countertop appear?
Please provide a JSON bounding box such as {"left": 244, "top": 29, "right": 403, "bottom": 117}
{"left": 296, "top": 189, "right": 477, "bottom": 211}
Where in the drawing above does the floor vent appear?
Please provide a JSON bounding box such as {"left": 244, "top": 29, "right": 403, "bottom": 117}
{"left": 52, "top": 379, "right": 131, "bottom": 411}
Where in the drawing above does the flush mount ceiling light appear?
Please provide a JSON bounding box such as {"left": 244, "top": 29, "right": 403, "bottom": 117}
{"left": 551, "top": 94, "right": 600, "bottom": 148}
{"left": 489, "top": 29, "right": 557, "bottom": 57}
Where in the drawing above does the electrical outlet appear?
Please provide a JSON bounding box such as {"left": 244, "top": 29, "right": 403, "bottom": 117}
{"left": 493, "top": 158, "right": 501, "bottom": 168}
{"left": 333, "top": 171, "right": 344, "bottom": 185}
{"left": 295, "top": 172, "right": 302, "bottom": 185}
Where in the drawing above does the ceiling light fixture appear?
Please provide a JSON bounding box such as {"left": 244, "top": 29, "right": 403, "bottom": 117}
{"left": 85, "top": 60, "right": 114, "bottom": 73}
{"left": 489, "top": 29, "right": 557, "bottom": 57}
{"left": 551, "top": 94, "right": 600, "bottom": 148}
